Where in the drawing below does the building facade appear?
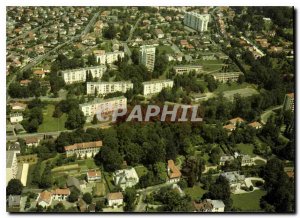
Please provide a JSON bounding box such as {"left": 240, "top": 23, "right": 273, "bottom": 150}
{"left": 184, "top": 12, "right": 210, "bottom": 32}
{"left": 52, "top": 188, "right": 70, "bottom": 201}
{"left": 6, "top": 150, "right": 20, "bottom": 185}
{"left": 107, "top": 192, "right": 123, "bottom": 207}
{"left": 79, "top": 96, "right": 127, "bottom": 119}
{"left": 93, "top": 50, "right": 125, "bottom": 65}
{"left": 211, "top": 72, "right": 243, "bottom": 83}
{"left": 139, "top": 45, "right": 156, "bottom": 72}
{"left": 142, "top": 80, "right": 174, "bottom": 96}
{"left": 87, "top": 169, "right": 102, "bottom": 182}
{"left": 61, "top": 65, "right": 107, "bottom": 84}
{"left": 86, "top": 81, "right": 133, "bottom": 96}
{"left": 283, "top": 93, "right": 294, "bottom": 112}
{"left": 173, "top": 65, "right": 203, "bottom": 74}
{"left": 64, "top": 141, "right": 103, "bottom": 158}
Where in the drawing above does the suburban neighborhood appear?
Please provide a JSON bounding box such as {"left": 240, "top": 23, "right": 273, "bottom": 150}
{"left": 6, "top": 6, "right": 294, "bottom": 213}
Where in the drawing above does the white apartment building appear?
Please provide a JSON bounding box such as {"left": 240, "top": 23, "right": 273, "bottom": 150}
{"left": 139, "top": 45, "right": 156, "bottom": 72}
{"left": 93, "top": 50, "right": 125, "bottom": 65}
{"left": 6, "top": 150, "right": 20, "bottom": 185}
{"left": 142, "top": 80, "right": 174, "bottom": 96}
{"left": 211, "top": 72, "right": 243, "bottom": 83}
{"left": 86, "top": 81, "right": 133, "bottom": 96}
{"left": 61, "top": 65, "right": 107, "bottom": 84}
{"left": 173, "top": 65, "right": 203, "bottom": 74}
{"left": 184, "top": 12, "right": 210, "bottom": 32}
{"left": 79, "top": 96, "right": 127, "bottom": 118}
{"left": 64, "top": 141, "right": 103, "bottom": 158}
{"left": 107, "top": 192, "right": 123, "bottom": 207}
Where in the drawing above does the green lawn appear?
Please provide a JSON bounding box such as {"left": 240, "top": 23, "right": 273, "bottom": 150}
{"left": 38, "top": 104, "right": 67, "bottom": 133}
{"left": 93, "top": 182, "right": 106, "bottom": 197}
{"left": 215, "top": 82, "right": 253, "bottom": 93}
{"left": 157, "top": 45, "right": 174, "bottom": 54}
{"left": 223, "top": 87, "right": 259, "bottom": 101}
{"left": 231, "top": 190, "right": 266, "bottom": 211}
{"left": 77, "top": 158, "right": 97, "bottom": 169}
{"left": 184, "top": 185, "right": 207, "bottom": 200}
{"left": 236, "top": 143, "right": 255, "bottom": 156}
{"left": 135, "top": 165, "right": 148, "bottom": 178}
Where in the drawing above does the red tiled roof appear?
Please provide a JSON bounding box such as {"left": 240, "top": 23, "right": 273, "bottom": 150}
{"left": 87, "top": 169, "right": 101, "bottom": 178}
{"left": 248, "top": 121, "right": 262, "bottom": 128}
{"left": 229, "top": 117, "right": 245, "bottom": 124}
{"left": 52, "top": 188, "right": 70, "bottom": 195}
{"left": 107, "top": 192, "right": 123, "bottom": 200}
{"left": 168, "top": 160, "right": 181, "bottom": 179}
{"left": 223, "top": 124, "right": 236, "bottom": 131}
{"left": 287, "top": 93, "right": 294, "bottom": 98}
{"left": 38, "top": 191, "right": 52, "bottom": 204}
{"left": 25, "top": 137, "right": 39, "bottom": 144}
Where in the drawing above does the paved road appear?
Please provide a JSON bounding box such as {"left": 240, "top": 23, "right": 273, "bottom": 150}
{"left": 127, "top": 15, "right": 143, "bottom": 42}
{"left": 260, "top": 105, "right": 282, "bottom": 124}
{"left": 7, "top": 121, "right": 111, "bottom": 141}
{"left": 134, "top": 182, "right": 175, "bottom": 212}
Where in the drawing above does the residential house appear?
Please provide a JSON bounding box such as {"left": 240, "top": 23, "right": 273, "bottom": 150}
{"left": 8, "top": 195, "right": 21, "bottom": 208}
{"left": 87, "top": 169, "right": 101, "bottom": 182}
{"left": 24, "top": 137, "right": 40, "bottom": 147}
{"left": 229, "top": 117, "right": 245, "bottom": 126}
{"left": 155, "top": 29, "right": 164, "bottom": 38}
{"left": 52, "top": 188, "right": 70, "bottom": 201}
{"left": 240, "top": 155, "right": 254, "bottom": 167}
{"left": 219, "top": 155, "right": 234, "bottom": 166}
{"left": 10, "top": 102, "right": 27, "bottom": 111}
{"left": 10, "top": 113, "right": 23, "bottom": 124}
{"left": 248, "top": 121, "right": 262, "bottom": 129}
{"left": 221, "top": 171, "right": 246, "bottom": 192}
{"left": 223, "top": 124, "right": 236, "bottom": 132}
{"left": 283, "top": 93, "right": 294, "bottom": 112}
{"left": 33, "top": 69, "right": 46, "bottom": 78}
{"left": 20, "top": 79, "right": 31, "bottom": 86}
{"left": 107, "top": 192, "right": 123, "bottom": 207}
{"left": 37, "top": 190, "right": 53, "bottom": 207}
{"left": 193, "top": 199, "right": 225, "bottom": 212}
{"left": 167, "top": 159, "right": 181, "bottom": 183}
{"left": 113, "top": 168, "right": 139, "bottom": 190}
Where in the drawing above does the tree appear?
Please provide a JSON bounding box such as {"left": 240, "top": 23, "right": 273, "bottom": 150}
{"left": 103, "top": 24, "right": 116, "bottom": 39}
{"left": 95, "top": 200, "right": 105, "bottom": 212}
{"left": 83, "top": 193, "right": 92, "bottom": 204}
{"left": 65, "top": 109, "right": 86, "bottom": 129}
{"left": 94, "top": 146, "right": 123, "bottom": 172}
{"left": 261, "top": 158, "right": 294, "bottom": 212}
{"left": 6, "top": 179, "right": 23, "bottom": 195}
{"left": 203, "top": 175, "right": 232, "bottom": 210}
{"left": 91, "top": 114, "right": 98, "bottom": 124}
{"left": 131, "top": 48, "right": 139, "bottom": 65}
{"left": 68, "top": 189, "right": 80, "bottom": 203}
{"left": 124, "top": 187, "right": 137, "bottom": 211}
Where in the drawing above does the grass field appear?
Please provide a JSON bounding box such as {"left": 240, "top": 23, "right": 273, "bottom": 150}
{"left": 135, "top": 165, "right": 148, "bottom": 178}
{"left": 215, "top": 82, "right": 253, "bottom": 93}
{"left": 157, "top": 45, "right": 174, "bottom": 54}
{"left": 184, "top": 185, "right": 207, "bottom": 200}
{"left": 236, "top": 143, "right": 255, "bottom": 156}
{"left": 38, "top": 104, "right": 67, "bottom": 133}
{"left": 93, "top": 182, "right": 106, "bottom": 197}
{"left": 223, "top": 87, "right": 259, "bottom": 101}
{"left": 231, "top": 190, "right": 266, "bottom": 211}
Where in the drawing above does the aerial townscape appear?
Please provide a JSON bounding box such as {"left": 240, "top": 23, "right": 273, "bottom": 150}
{"left": 6, "top": 6, "right": 294, "bottom": 213}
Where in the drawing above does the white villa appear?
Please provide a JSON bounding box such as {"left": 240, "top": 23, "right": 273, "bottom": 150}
{"left": 113, "top": 168, "right": 139, "bottom": 190}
